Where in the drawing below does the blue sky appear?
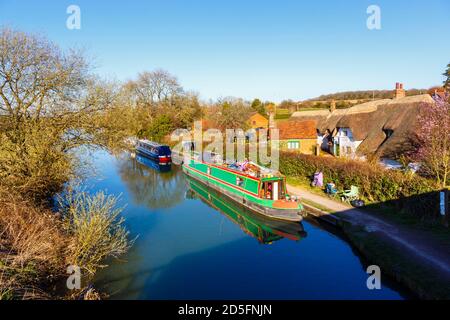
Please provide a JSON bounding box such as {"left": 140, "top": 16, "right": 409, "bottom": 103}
{"left": 1, "top": 0, "right": 449, "bottom": 102}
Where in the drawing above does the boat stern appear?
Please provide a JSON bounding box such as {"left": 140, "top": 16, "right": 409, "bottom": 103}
{"left": 268, "top": 200, "right": 305, "bottom": 221}
{"left": 272, "top": 200, "right": 301, "bottom": 210}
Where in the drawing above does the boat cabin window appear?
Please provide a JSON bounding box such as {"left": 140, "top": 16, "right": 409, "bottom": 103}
{"left": 261, "top": 182, "right": 273, "bottom": 200}
{"left": 236, "top": 177, "right": 244, "bottom": 187}
{"left": 207, "top": 167, "right": 211, "bottom": 175}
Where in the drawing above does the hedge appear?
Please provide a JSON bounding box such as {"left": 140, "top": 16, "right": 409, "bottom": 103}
{"left": 279, "top": 152, "right": 440, "bottom": 217}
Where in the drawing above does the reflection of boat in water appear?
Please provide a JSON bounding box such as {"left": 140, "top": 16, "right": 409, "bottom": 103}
{"left": 182, "top": 152, "right": 304, "bottom": 222}
{"left": 117, "top": 153, "right": 184, "bottom": 209}
{"left": 136, "top": 153, "right": 171, "bottom": 172}
{"left": 186, "top": 176, "right": 306, "bottom": 244}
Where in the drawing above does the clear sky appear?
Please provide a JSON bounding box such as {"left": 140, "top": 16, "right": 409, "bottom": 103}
{"left": 1, "top": 0, "right": 449, "bottom": 102}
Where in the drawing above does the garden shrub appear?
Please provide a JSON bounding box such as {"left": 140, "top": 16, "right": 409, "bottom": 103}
{"left": 280, "top": 152, "right": 439, "bottom": 217}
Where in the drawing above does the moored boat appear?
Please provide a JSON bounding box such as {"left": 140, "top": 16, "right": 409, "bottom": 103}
{"left": 186, "top": 176, "right": 306, "bottom": 243}
{"left": 182, "top": 152, "right": 305, "bottom": 222}
{"left": 136, "top": 139, "right": 172, "bottom": 164}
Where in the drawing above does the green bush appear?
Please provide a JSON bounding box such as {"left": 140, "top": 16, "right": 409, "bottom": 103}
{"left": 145, "top": 114, "right": 175, "bottom": 142}
{"left": 280, "top": 152, "right": 439, "bottom": 216}
{"left": 0, "top": 123, "right": 73, "bottom": 201}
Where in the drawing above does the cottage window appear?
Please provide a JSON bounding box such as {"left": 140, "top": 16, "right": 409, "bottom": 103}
{"left": 288, "top": 141, "right": 299, "bottom": 150}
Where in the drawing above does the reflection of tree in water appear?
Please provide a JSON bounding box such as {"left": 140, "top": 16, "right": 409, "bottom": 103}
{"left": 117, "top": 155, "right": 186, "bottom": 209}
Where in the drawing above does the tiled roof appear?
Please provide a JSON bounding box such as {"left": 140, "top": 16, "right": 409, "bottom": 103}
{"left": 277, "top": 120, "right": 317, "bottom": 139}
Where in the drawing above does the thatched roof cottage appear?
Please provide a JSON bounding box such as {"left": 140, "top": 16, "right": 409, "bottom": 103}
{"left": 291, "top": 92, "right": 435, "bottom": 159}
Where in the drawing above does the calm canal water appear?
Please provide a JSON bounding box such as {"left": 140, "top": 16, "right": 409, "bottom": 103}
{"left": 86, "top": 150, "right": 407, "bottom": 299}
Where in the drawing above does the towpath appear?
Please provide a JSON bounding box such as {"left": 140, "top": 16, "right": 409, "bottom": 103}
{"left": 287, "top": 184, "right": 450, "bottom": 280}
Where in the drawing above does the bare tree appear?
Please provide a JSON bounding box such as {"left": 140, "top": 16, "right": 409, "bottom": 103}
{"left": 0, "top": 28, "right": 90, "bottom": 124}
{"left": 133, "top": 69, "right": 183, "bottom": 106}
{"left": 209, "top": 97, "right": 252, "bottom": 131}
{"left": 0, "top": 28, "right": 124, "bottom": 198}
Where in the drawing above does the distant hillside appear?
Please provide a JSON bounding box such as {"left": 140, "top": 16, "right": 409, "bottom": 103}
{"left": 299, "top": 100, "right": 364, "bottom": 110}
{"left": 309, "top": 89, "right": 428, "bottom": 101}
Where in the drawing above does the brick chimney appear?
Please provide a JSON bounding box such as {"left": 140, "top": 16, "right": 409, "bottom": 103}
{"left": 329, "top": 99, "right": 336, "bottom": 113}
{"left": 269, "top": 111, "right": 276, "bottom": 129}
{"left": 394, "top": 82, "right": 406, "bottom": 99}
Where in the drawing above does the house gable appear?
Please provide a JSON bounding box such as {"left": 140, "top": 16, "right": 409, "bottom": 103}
{"left": 248, "top": 113, "right": 269, "bottom": 128}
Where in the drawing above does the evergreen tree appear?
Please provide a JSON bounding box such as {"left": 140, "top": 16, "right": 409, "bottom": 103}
{"left": 250, "top": 98, "right": 267, "bottom": 116}
{"left": 443, "top": 63, "right": 450, "bottom": 92}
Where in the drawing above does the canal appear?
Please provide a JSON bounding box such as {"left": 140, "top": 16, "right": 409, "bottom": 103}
{"left": 87, "top": 150, "right": 407, "bottom": 299}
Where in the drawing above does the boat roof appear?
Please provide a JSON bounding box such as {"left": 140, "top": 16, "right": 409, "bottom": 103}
{"left": 138, "top": 139, "right": 168, "bottom": 148}
{"left": 196, "top": 151, "right": 284, "bottom": 179}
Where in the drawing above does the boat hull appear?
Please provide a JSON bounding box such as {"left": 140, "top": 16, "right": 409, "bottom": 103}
{"left": 186, "top": 175, "right": 307, "bottom": 242}
{"left": 136, "top": 147, "right": 171, "bottom": 164}
{"left": 183, "top": 164, "right": 304, "bottom": 222}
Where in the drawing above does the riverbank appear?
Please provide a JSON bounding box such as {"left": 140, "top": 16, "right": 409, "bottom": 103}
{"left": 287, "top": 182, "right": 450, "bottom": 299}
{"left": 0, "top": 188, "right": 130, "bottom": 300}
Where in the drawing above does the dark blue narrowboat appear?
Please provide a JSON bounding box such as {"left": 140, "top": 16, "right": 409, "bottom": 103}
{"left": 136, "top": 140, "right": 172, "bottom": 164}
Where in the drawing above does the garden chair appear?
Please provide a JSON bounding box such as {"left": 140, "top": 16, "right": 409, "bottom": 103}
{"left": 325, "top": 183, "right": 338, "bottom": 197}
{"left": 340, "top": 185, "right": 359, "bottom": 202}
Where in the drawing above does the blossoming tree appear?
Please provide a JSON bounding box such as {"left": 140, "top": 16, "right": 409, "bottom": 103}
{"left": 415, "top": 99, "right": 450, "bottom": 188}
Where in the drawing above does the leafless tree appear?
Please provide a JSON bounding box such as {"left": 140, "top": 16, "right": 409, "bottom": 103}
{"left": 208, "top": 97, "right": 252, "bottom": 131}
{"left": 133, "top": 69, "right": 183, "bottom": 106}
{"left": 0, "top": 28, "right": 126, "bottom": 198}
{"left": 0, "top": 28, "right": 92, "bottom": 124}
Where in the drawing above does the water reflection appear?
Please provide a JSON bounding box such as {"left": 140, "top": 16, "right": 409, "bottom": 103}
{"left": 90, "top": 150, "right": 405, "bottom": 299}
{"left": 117, "top": 154, "right": 185, "bottom": 209}
{"left": 136, "top": 153, "right": 172, "bottom": 173}
{"left": 185, "top": 176, "right": 307, "bottom": 244}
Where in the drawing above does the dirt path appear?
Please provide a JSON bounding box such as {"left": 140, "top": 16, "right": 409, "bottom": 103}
{"left": 287, "top": 184, "right": 450, "bottom": 277}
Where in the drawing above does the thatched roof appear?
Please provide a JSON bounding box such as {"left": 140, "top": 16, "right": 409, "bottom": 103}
{"left": 335, "top": 112, "right": 376, "bottom": 140}
{"left": 291, "top": 94, "right": 435, "bottom": 158}
{"left": 291, "top": 109, "right": 330, "bottom": 117}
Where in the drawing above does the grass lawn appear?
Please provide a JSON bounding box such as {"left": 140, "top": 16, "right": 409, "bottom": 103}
{"left": 274, "top": 108, "right": 291, "bottom": 120}
{"left": 286, "top": 176, "right": 335, "bottom": 198}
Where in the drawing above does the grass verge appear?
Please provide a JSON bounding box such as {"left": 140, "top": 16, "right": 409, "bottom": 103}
{"left": 341, "top": 223, "right": 450, "bottom": 299}
{"left": 287, "top": 177, "right": 450, "bottom": 299}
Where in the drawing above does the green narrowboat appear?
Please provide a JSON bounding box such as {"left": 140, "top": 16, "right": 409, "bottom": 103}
{"left": 186, "top": 176, "right": 307, "bottom": 243}
{"left": 182, "top": 153, "right": 305, "bottom": 222}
